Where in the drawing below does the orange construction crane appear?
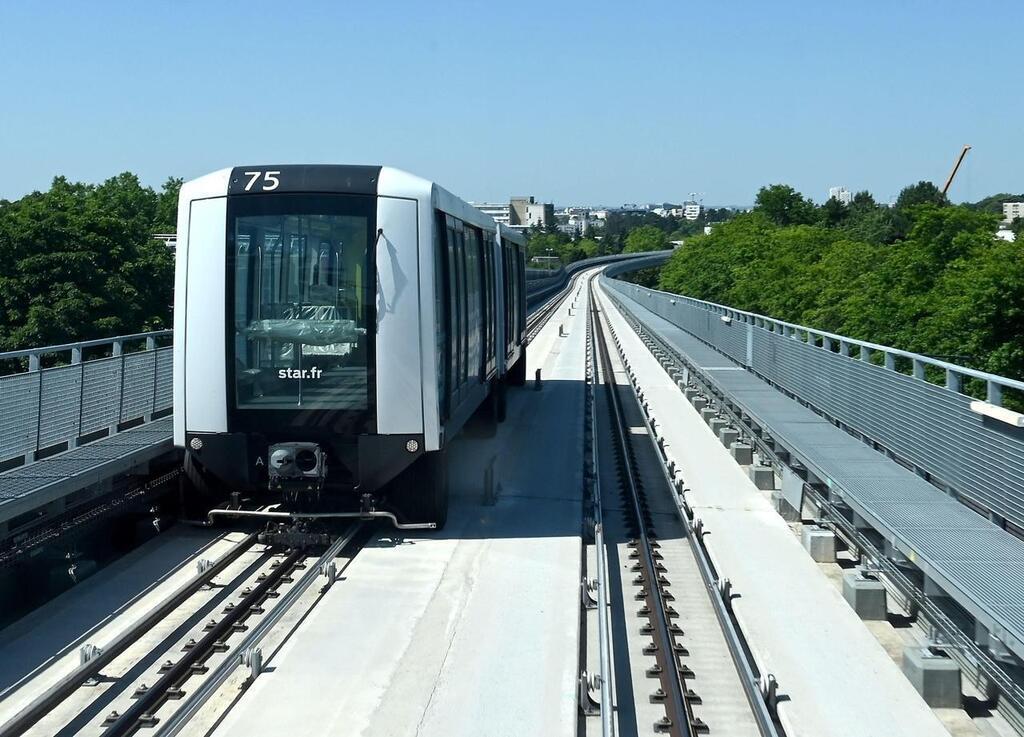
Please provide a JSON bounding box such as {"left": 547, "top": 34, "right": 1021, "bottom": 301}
{"left": 941, "top": 145, "right": 971, "bottom": 196}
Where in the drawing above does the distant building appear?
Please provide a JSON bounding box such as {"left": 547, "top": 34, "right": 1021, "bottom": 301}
{"left": 683, "top": 203, "right": 702, "bottom": 221}
{"left": 828, "top": 187, "right": 853, "bottom": 205}
{"left": 1003, "top": 202, "right": 1024, "bottom": 222}
{"left": 996, "top": 228, "right": 1016, "bottom": 243}
{"left": 473, "top": 202, "right": 511, "bottom": 225}
{"left": 524, "top": 201, "right": 554, "bottom": 228}
{"left": 473, "top": 196, "right": 554, "bottom": 230}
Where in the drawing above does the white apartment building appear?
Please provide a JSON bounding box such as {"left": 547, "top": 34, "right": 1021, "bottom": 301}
{"left": 828, "top": 186, "right": 853, "bottom": 205}
{"left": 683, "top": 203, "right": 702, "bottom": 220}
{"left": 471, "top": 202, "right": 512, "bottom": 225}
{"left": 1003, "top": 202, "right": 1024, "bottom": 222}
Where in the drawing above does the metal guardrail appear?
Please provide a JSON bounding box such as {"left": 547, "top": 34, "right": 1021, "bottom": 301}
{"left": 602, "top": 258, "right": 1024, "bottom": 531}
{"left": 0, "top": 331, "right": 173, "bottom": 464}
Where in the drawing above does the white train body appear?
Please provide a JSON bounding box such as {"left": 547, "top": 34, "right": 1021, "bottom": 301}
{"left": 173, "top": 165, "right": 526, "bottom": 503}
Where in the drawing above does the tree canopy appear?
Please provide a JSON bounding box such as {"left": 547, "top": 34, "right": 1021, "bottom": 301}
{"left": 754, "top": 184, "right": 817, "bottom": 227}
{"left": 0, "top": 173, "right": 178, "bottom": 350}
{"left": 657, "top": 182, "right": 1023, "bottom": 390}
{"left": 623, "top": 225, "right": 668, "bottom": 253}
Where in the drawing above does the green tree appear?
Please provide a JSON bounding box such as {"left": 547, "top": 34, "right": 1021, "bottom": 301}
{"left": 154, "top": 177, "right": 183, "bottom": 232}
{"left": 0, "top": 173, "right": 175, "bottom": 350}
{"left": 623, "top": 225, "right": 668, "bottom": 253}
{"left": 895, "top": 181, "right": 948, "bottom": 210}
{"left": 818, "top": 197, "right": 848, "bottom": 228}
{"left": 754, "top": 184, "right": 816, "bottom": 227}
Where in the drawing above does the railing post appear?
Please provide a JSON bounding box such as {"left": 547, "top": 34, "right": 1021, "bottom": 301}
{"left": 76, "top": 359, "right": 86, "bottom": 447}
{"left": 35, "top": 369, "right": 44, "bottom": 457}
{"left": 71, "top": 346, "right": 82, "bottom": 364}
{"left": 840, "top": 341, "right": 850, "bottom": 357}
{"left": 946, "top": 369, "right": 962, "bottom": 393}
{"left": 884, "top": 352, "right": 895, "bottom": 371}
{"left": 987, "top": 381, "right": 1003, "bottom": 407}
{"left": 112, "top": 340, "right": 123, "bottom": 357}
{"left": 912, "top": 359, "right": 926, "bottom": 380}
{"left": 860, "top": 346, "right": 871, "bottom": 362}
{"left": 28, "top": 353, "right": 40, "bottom": 372}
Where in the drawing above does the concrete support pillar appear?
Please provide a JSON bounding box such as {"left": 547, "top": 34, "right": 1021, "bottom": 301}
{"left": 749, "top": 465, "right": 776, "bottom": 490}
{"left": 692, "top": 396, "right": 708, "bottom": 412}
{"left": 709, "top": 417, "right": 728, "bottom": 435}
{"left": 801, "top": 526, "right": 836, "bottom": 562}
{"left": 684, "top": 387, "right": 700, "bottom": 401}
{"left": 902, "top": 647, "right": 961, "bottom": 708}
{"left": 842, "top": 570, "right": 888, "bottom": 620}
{"left": 719, "top": 427, "right": 739, "bottom": 448}
{"left": 700, "top": 407, "right": 716, "bottom": 424}
{"left": 730, "top": 442, "right": 753, "bottom": 465}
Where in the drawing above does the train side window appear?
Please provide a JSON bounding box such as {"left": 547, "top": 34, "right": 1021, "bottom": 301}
{"left": 456, "top": 226, "right": 468, "bottom": 388}
{"left": 465, "top": 226, "right": 483, "bottom": 381}
{"left": 435, "top": 212, "right": 450, "bottom": 420}
{"left": 446, "top": 220, "right": 460, "bottom": 398}
{"left": 503, "top": 241, "right": 514, "bottom": 355}
{"left": 516, "top": 244, "right": 526, "bottom": 339}
{"left": 482, "top": 232, "right": 494, "bottom": 370}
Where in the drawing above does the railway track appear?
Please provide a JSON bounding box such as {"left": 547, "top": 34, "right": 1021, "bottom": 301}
{"left": 583, "top": 278, "right": 781, "bottom": 737}
{"left": 0, "top": 524, "right": 368, "bottom": 737}
{"left": 527, "top": 269, "right": 588, "bottom": 343}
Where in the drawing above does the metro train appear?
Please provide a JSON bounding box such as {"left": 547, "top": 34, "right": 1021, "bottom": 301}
{"left": 173, "top": 165, "right": 528, "bottom": 530}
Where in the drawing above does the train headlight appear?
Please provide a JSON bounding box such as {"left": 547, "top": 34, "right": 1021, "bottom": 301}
{"left": 405, "top": 439, "right": 419, "bottom": 453}
{"left": 189, "top": 437, "right": 203, "bottom": 451}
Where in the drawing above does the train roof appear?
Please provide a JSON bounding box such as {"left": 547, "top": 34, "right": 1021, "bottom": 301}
{"left": 181, "top": 165, "right": 524, "bottom": 245}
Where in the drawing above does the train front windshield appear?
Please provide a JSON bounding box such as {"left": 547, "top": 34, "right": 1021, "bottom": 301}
{"left": 228, "top": 194, "right": 375, "bottom": 413}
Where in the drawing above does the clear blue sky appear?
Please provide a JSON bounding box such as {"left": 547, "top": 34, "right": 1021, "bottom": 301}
{"left": 1, "top": 1, "right": 1020, "bottom": 206}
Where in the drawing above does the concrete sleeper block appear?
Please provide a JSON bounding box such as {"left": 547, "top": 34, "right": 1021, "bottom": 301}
{"left": 902, "top": 647, "right": 961, "bottom": 708}
{"left": 730, "top": 442, "right": 753, "bottom": 465}
{"left": 801, "top": 526, "right": 836, "bottom": 562}
{"left": 749, "top": 465, "right": 776, "bottom": 490}
{"left": 842, "top": 571, "right": 887, "bottom": 620}
{"left": 719, "top": 428, "right": 739, "bottom": 448}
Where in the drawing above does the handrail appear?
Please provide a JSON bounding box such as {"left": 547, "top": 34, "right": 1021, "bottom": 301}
{"left": 604, "top": 260, "right": 1024, "bottom": 407}
{"left": 0, "top": 330, "right": 173, "bottom": 373}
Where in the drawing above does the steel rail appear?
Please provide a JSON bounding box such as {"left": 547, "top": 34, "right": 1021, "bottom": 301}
{"left": 101, "top": 545, "right": 307, "bottom": 737}
{"left": 0, "top": 533, "right": 260, "bottom": 737}
{"left": 590, "top": 285, "right": 694, "bottom": 737}
{"left": 583, "top": 282, "right": 616, "bottom": 737}
{"left": 596, "top": 286, "right": 782, "bottom": 737}
{"left": 526, "top": 268, "right": 587, "bottom": 342}
{"left": 153, "top": 522, "right": 365, "bottom": 736}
